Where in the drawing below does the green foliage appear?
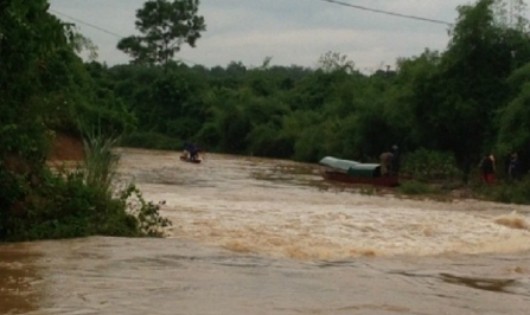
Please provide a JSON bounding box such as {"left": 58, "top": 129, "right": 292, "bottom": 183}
{"left": 317, "top": 51, "right": 356, "bottom": 74}
{"left": 497, "top": 82, "right": 530, "bottom": 153}
{"left": 475, "top": 177, "right": 530, "bottom": 204}
{"left": 1, "top": 168, "right": 171, "bottom": 241}
{"left": 117, "top": 0, "right": 206, "bottom": 65}
{"left": 121, "top": 131, "right": 183, "bottom": 150}
{"left": 81, "top": 129, "right": 171, "bottom": 237}
{"left": 493, "top": 0, "right": 529, "bottom": 30}
{"left": 407, "top": 0, "right": 530, "bottom": 172}
{"left": 82, "top": 129, "right": 120, "bottom": 193}
{"left": 247, "top": 123, "right": 292, "bottom": 157}
{"left": 1, "top": 0, "right": 65, "bottom": 157}
{"left": 398, "top": 180, "right": 439, "bottom": 195}
{"left": 1, "top": 130, "right": 172, "bottom": 241}
{"left": 0, "top": 1, "right": 170, "bottom": 241}
{"left": 206, "top": 98, "right": 251, "bottom": 153}
{"left": 105, "top": 62, "right": 207, "bottom": 139}
{"left": 119, "top": 184, "right": 172, "bottom": 236}
{"left": 497, "top": 65, "right": 530, "bottom": 159}
{"left": 293, "top": 126, "right": 326, "bottom": 162}
{"left": 402, "top": 149, "right": 462, "bottom": 181}
{"left": 52, "top": 0, "right": 530, "bottom": 209}
{"left": 2, "top": 169, "right": 133, "bottom": 240}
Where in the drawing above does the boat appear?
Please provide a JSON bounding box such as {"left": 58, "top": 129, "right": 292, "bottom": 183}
{"left": 180, "top": 154, "right": 202, "bottom": 164}
{"left": 319, "top": 156, "right": 399, "bottom": 187}
{"left": 322, "top": 170, "right": 399, "bottom": 187}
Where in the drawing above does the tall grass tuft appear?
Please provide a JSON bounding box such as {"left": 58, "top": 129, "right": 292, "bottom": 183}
{"left": 81, "top": 126, "right": 171, "bottom": 236}
{"left": 82, "top": 128, "right": 120, "bottom": 195}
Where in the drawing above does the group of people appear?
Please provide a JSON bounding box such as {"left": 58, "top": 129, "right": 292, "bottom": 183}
{"left": 479, "top": 151, "right": 522, "bottom": 184}
{"left": 377, "top": 146, "right": 523, "bottom": 183}
{"left": 379, "top": 145, "right": 400, "bottom": 176}
{"left": 180, "top": 140, "right": 525, "bottom": 182}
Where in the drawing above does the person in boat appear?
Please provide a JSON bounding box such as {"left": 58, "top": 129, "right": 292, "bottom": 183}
{"left": 183, "top": 142, "right": 200, "bottom": 161}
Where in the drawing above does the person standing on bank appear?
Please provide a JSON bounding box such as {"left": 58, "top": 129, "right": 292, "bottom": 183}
{"left": 391, "top": 145, "right": 400, "bottom": 175}
{"left": 479, "top": 153, "right": 496, "bottom": 184}
{"left": 380, "top": 150, "right": 394, "bottom": 176}
{"left": 508, "top": 152, "right": 522, "bottom": 181}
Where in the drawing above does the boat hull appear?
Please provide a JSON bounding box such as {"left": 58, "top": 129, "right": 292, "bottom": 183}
{"left": 323, "top": 170, "right": 399, "bottom": 187}
{"left": 180, "top": 155, "right": 201, "bottom": 164}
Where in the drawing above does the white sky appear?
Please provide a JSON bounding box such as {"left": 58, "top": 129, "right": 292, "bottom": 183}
{"left": 48, "top": 0, "right": 476, "bottom": 73}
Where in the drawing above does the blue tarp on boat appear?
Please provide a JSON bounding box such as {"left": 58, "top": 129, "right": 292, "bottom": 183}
{"left": 319, "top": 156, "right": 381, "bottom": 177}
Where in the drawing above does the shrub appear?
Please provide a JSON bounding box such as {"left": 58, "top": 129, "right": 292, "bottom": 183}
{"left": 1, "top": 131, "right": 171, "bottom": 242}
{"left": 119, "top": 184, "right": 172, "bottom": 236}
{"left": 121, "top": 131, "right": 182, "bottom": 150}
{"left": 398, "top": 180, "right": 438, "bottom": 195}
{"left": 478, "top": 177, "right": 530, "bottom": 205}
{"left": 402, "top": 149, "right": 462, "bottom": 182}
{"left": 83, "top": 129, "right": 120, "bottom": 194}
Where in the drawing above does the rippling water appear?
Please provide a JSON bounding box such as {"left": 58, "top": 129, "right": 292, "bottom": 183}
{"left": 1, "top": 148, "right": 530, "bottom": 314}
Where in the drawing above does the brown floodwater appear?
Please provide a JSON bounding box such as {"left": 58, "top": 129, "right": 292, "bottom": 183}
{"left": 1, "top": 148, "right": 530, "bottom": 314}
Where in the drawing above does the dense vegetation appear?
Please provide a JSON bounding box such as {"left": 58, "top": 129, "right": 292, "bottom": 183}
{"left": 2, "top": 0, "right": 530, "bottom": 241}
{"left": 105, "top": 1, "right": 530, "bottom": 186}
{"left": 0, "top": 0, "right": 169, "bottom": 241}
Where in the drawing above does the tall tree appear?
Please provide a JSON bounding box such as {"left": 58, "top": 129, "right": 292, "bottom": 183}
{"left": 493, "top": 0, "right": 529, "bottom": 30}
{"left": 118, "top": 0, "right": 206, "bottom": 66}
{"left": 1, "top": 0, "right": 80, "bottom": 234}
{"left": 317, "top": 51, "right": 355, "bottom": 74}
{"left": 0, "top": 0, "right": 68, "bottom": 161}
{"left": 410, "top": 0, "right": 525, "bottom": 175}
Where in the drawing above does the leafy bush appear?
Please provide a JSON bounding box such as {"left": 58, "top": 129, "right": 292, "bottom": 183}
{"left": 0, "top": 1, "right": 171, "bottom": 242}
{"left": 478, "top": 177, "right": 530, "bottom": 205}
{"left": 2, "top": 168, "right": 171, "bottom": 241}
{"left": 82, "top": 129, "right": 120, "bottom": 193}
{"left": 1, "top": 130, "right": 171, "bottom": 242}
{"left": 398, "top": 180, "right": 439, "bottom": 195}
{"left": 121, "top": 131, "right": 182, "bottom": 150}
{"left": 402, "top": 149, "right": 462, "bottom": 181}
{"left": 119, "top": 184, "right": 172, "bottom": 236}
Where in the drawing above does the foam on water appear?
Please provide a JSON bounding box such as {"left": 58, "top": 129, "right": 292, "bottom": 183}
{"left": 3, "top": 148, "right": 530, "bottom": 315}
{"left": 117, "top": 148, "right": 530, "bottom": 260}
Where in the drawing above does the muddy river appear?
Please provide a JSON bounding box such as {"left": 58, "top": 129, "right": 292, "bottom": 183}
{"left": 1, "top": 148, "right": 530, "bottom": 314}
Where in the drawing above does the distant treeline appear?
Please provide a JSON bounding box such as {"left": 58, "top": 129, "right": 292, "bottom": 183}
{"left": 91, "top": 1, "right": 530, "bottom": 180}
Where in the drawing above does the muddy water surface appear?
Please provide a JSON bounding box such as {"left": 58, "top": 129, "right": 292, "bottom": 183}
{"left": 2, "top": 148, "right": 530, "bottom": 314}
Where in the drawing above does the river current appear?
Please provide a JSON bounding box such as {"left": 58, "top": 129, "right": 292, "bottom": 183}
{"left": 1, "top": 148, "right": 530, "bottom": 314}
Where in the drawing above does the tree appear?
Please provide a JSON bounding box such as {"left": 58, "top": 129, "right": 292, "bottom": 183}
{"left": 118, "top": 0, "right": 206, "bottom": 66}
{"left": 496, "top": 62, "right": 530, "bottom": 174}
{"left": 493, "top": 0, "right": 529, "bottom": 30}
{"left": 1, "top": 0, "right": 155, "bottom": 241}
{"left": 409, "top": 0, "right": 521, "bottom": 175}
{"left": 0, "top": 0, "right": 69, "bottom": 165}
{"left": 317, "top": 51, "right": 355, "bottom": 74}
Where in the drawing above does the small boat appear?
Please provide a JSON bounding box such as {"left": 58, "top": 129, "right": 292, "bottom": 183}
{"left": 322, "top": 170, "right": 399, "bottom": 187}
{"left": 319, "top": 156, "right": 398, "bottom": 187}
{"left": 180, "top": 155, "right": 202, "bottom": 164}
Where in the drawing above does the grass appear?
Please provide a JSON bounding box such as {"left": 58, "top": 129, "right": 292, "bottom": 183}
{"left": 83, "top": 129, "right": 120, "bottom": 194}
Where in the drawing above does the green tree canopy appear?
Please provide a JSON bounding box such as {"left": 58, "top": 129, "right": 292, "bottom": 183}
{"left": 117, "top": 0, "right": 206, "bottom": 66}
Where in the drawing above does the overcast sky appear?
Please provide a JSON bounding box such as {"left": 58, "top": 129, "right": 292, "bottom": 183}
{"left": 49, "top": 0, "right": 476, "bottom": 73}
